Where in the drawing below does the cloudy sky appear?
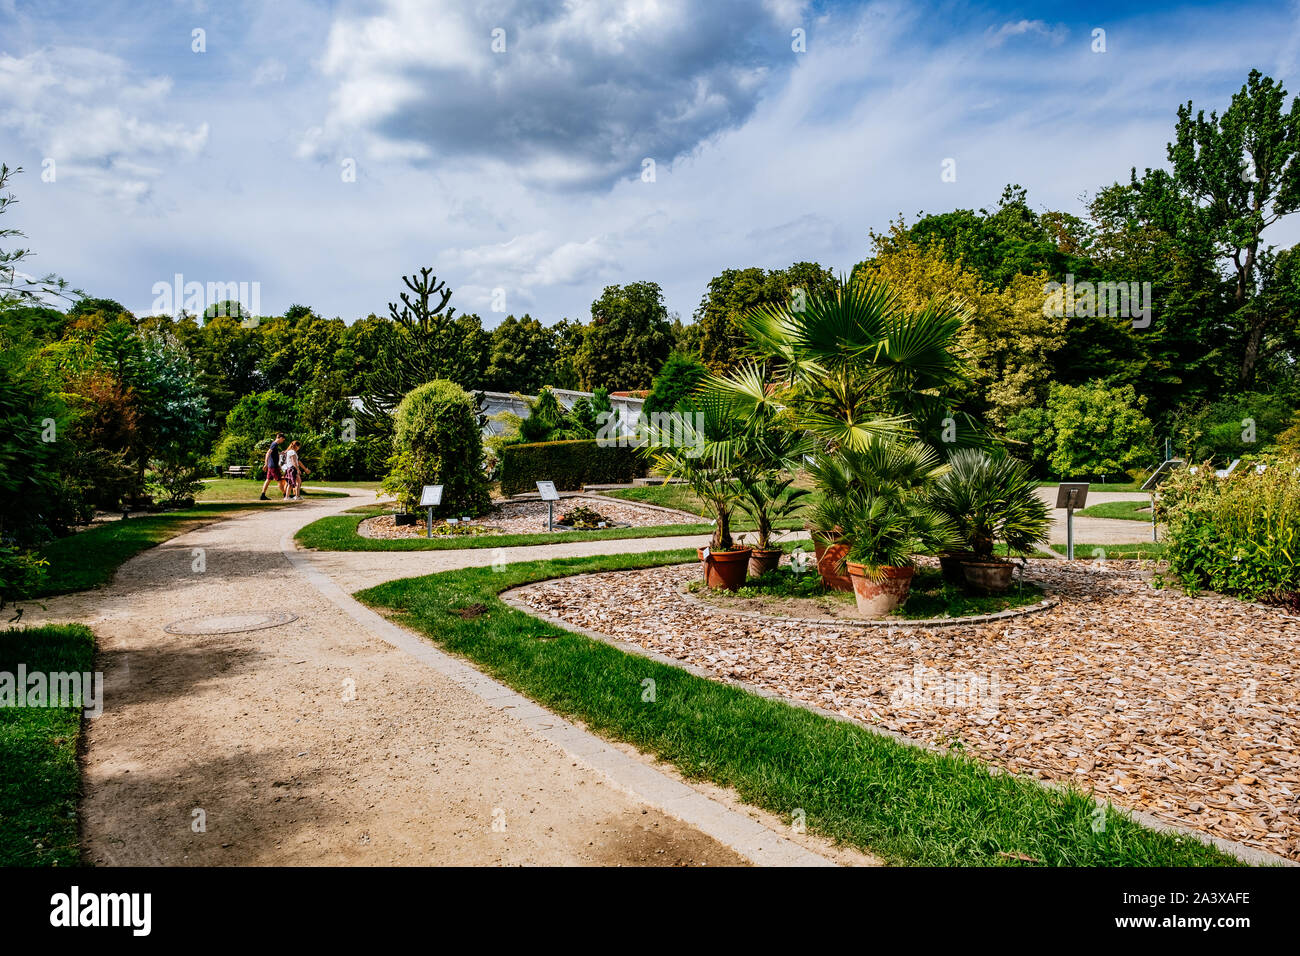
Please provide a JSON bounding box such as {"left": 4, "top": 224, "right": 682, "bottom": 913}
{"left": 2, "top": 0, "right": 1298, "bottom": 325}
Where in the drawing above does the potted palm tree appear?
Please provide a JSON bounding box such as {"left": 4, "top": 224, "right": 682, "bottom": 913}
{"left": 805, "top": 439, "right": 952, "bottom": 592}
{"left": 643, "top": 396, "right": 753, "bottom": 591}
{"left": 929, "top": 449, "right": 1050, "bottom": 593}
{"left": 737, "top": 473, "right": 810, "bottom": 577}
{"left": 701, "top": 279, "right": 977, "bottom": 588}
{"left": 840, "top": 483, "right": 957, "bottom": 618}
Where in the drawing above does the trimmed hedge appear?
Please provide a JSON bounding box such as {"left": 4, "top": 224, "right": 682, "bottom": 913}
{"left": 500, "top": 439, "right": 649, "bottom": 496}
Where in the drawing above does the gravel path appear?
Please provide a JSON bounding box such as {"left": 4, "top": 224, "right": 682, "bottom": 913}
{"left": 1038, "top": 488, "right": 1157, "bottom": 545}
{"left": 513, "top": 560, "right": 1300, "bottom": 862}
{"left": 25, "top": 492, "right": 756, "bottom": 866}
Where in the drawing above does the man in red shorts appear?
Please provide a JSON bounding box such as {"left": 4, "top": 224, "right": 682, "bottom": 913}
{"left": 259, "top": 432, "right": 287, "bottom": 500}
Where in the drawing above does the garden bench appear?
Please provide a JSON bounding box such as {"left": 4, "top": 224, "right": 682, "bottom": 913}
{"left": 224, "top": 465, "right": 252, "bottom": 478}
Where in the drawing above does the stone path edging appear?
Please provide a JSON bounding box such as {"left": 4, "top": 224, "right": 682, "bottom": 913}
{"left": 281, "top": 521, "right": 836, "bottom": 868}
{"left": 677, "top": 583, "right": 1061, "bottom": 629}
{"left": 499, "top": 571, "right": 1296, "bottom": 868}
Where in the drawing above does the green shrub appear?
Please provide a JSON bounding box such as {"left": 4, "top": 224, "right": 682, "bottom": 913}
{"left": 383, "top": 380, "right": 491, "bottom": 515}
{"left": 1156, "top": 460, "right": 1300, "bottom": 603}
{"left": 500, "top": 439, "right": 649, "bottom": 496}
{"left": 209, "top": 431, "right": 252, "bottom": 468}
{"left": 316, "top": 436, "right": 387, "bottom": 481}
{"left": 1006, "top": 381, "right": 1155, "bottom": 480}
{"left": 643, "top": 351, "right": 707, "bottom": 415}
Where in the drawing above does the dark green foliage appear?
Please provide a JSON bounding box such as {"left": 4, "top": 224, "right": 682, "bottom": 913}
{"left": 1171, "top": 391, "right": 1297, "bottom": 463}
{"left": 485, "top": 314, "right": 557, "bottom": 393}
{"left": 315, "top": 435, "right": 389, "bottom": 481}
{"left": 643, "top": 350, "right": 708, "bottom": 415}
{"left": 384, "top": 379, "right": 491, "bottom": 515}
{"left": 1157, "top": 462, "right": 1300, "bottom": 603}
{"left": 359, "top": 269, "right": 487, "bottom": 430}
{"left": 574, "top": 282, "right": 674, "bottom": 390}
{"left": 499, "top": 439, "right": 649, "bottom": 495}
{"left": 929, "top": 449, "right": 1051, "bottom": 558}
{"left": 693, "top": 261, "right": 836, "bottom": 371}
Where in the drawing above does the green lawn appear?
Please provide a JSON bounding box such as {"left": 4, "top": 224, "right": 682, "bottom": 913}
{"left": 196, "top": 478, "right": 352, "bottom": 501}
{"left": 295, "top": 504, "right": 721, "bottom": 552}
{"left": 0, "top": 624, "right": 95, "bottom": 866}
{"left": 1050, "top": 541, "right": 1168, "bottom": 560}
{"left": 357, "top": 550, "right": 1237, "bottom": 866}
{"left": 1035, "top": 480, "right": 1143, "bottom": 493}
{"left": 1076, "top": 499, "right": 1154, "bottom": 521}
{"left": 28, "top": 503, "right": 253, "bottom": 598}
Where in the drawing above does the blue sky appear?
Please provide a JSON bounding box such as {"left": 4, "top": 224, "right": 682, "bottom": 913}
{"left": 2, "top": 0, "right": 1298, "bottom": 325}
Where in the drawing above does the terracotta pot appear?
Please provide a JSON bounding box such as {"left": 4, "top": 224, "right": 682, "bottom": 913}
{"left": 847, "top": 563, "right": 915, "bottom": 618}
{"left": 748, "top": 548, "right": 783, "bottom": 578}
{"left": 938, "top": 551, "right": 974, "bottom": 585}
{"left": 961, "top": 560, "right": 1014, "bottom": 593}
{"left": 698, "top": 547, "right": 753, "bottom": 591}
{"left": 811, "top": 532, "right": 853, "bottom": 592}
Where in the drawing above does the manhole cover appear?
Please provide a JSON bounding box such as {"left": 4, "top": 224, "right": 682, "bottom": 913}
{"left": 164, "top": 611, "right": 298, "bottom": 635}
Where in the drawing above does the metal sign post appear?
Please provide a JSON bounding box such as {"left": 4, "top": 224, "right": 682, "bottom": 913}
{"left": 419, "top": 484, "right": 443, "bottom": 539}
{"left": 1140, "top": 459, "right": 1185, "bottom": 546}
{"left": 536, "top": 481, "right": 559, "bottom": 532}
{"left": 1055, "top": 483, "right": 1089, "bottom": 561}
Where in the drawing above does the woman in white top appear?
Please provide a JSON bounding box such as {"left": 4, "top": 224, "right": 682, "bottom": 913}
{"left": 283, "top": 440, "right": 310, "bottom": 500}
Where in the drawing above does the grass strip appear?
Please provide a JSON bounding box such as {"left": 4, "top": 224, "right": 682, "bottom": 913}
{"left": 294, "top": 504, "right": 809, "bottom": 552}
{"left": 30, "top": 503, "right": 253, "bottom": 598}
{"left": 196, "top": 478, "right": 349, "bottom": 501}
{"left": 357, "top": 549, "right": 1237, "bottom": 867}
{"left": 1076, "top": 500, "right": 1155, "bottom": 521}
{"left": 0, "top": 624, "right": 95, "bottom": 866}
{"left": 1050, "top": 542, "right": 1168, "bottom": 560}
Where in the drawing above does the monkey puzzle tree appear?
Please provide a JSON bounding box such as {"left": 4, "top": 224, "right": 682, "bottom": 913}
{"left": 359, "top": 268, "right": 486, "bottom": 432}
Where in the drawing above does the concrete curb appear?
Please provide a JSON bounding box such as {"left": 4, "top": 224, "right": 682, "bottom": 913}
{"left": 280, "top": 515, "right": 836, "bottom": 868}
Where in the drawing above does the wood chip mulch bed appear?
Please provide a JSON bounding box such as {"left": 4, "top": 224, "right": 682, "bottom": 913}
{"left": 359, "top": 496, "right": 698, "bottom": 539}
{"left": 514, "top": 559, "right": 1300, "bottom": 861}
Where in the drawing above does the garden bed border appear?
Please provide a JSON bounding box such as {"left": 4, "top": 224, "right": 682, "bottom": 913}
{"left": 499, "top": 566, "right": 1296, "bottom": 868}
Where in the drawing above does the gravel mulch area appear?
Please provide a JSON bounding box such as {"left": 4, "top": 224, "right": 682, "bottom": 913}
{"left": 514, "top": 559, "right": 1300, "bottom": 861}
{"left": 360, "top": 495, "right": 700, "bottom": 539}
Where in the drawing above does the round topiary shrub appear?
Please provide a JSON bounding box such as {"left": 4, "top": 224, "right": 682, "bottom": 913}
{"left": 383, "top": 380, "right": 491, "bottom": 516}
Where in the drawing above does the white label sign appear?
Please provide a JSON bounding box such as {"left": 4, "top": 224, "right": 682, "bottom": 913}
{"left": 419, "top": 484, "right": 444, "bottom": 507}
{"left": 536, "top": 481, "right": 560, "bottom": 501}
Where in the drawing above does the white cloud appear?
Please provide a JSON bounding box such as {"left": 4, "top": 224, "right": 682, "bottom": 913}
{"left": 985, "top": 19, "right": 1068, "bottom": 48}
{"left": 0, "top": 47, "right": 208, "bottom": 201}
{"left": 252, "top": 58, "right": 287, "bottom": 86}
{"left": 300, "top": 0, "right": 796, "bottom": 189}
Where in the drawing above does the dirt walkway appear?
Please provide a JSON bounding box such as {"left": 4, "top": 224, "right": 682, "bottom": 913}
{"left": 27, "top": 491, "right": 766, "bottom": 866}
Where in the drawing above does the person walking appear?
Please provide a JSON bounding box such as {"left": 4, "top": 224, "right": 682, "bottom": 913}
{"left": 283, "top": 440, "right": 310, "bottom": 500}
{"left": 259, "top": 432, "right": 287, "bottom": 501}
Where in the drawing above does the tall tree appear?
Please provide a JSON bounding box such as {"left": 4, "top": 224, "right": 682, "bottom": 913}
{"left": 694, "top": 262, "right": 836, "bottom": 371}
{"left": 1165, "top": 69, "right": 1300, "bottom": 385}
{"left": 360, "top": 268, "right": 485, "bottom": 429}
{"left": 575, "top": 282, "right": 674, "bottom": 390}
{"left": 484, "top": 314, "right": 557, "bottom": 393}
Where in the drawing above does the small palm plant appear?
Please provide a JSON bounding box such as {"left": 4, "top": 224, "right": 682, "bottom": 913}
{"left": 737, "top": 473, "right": 811, "bottom": 551}
{"left": 842, "top": 488, "right": 958, "bottom": 578}
{"left": 928, "top": 449, "right": 1050, "bottom": 562}
{"left": 805, "top": 437, "right": 950, "bottom": 540}
{"left": 641, "top": 396, "right": 751, "bottom": 551}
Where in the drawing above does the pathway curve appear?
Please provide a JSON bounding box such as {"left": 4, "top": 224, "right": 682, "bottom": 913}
{"left": 28, "top": 490, "right": 848, "bottom": 866}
